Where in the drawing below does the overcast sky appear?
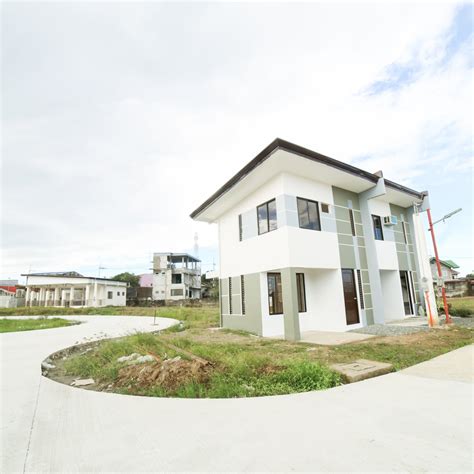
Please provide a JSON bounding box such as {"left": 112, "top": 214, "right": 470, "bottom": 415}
{"left": 1, "top": 1, "right": 472, "bottom": 282}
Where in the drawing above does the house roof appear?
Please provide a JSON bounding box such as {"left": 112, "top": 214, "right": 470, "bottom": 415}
{"left": 430, "top": 258, "right": 460, "bottom": 269}
{"left": 190, "top": 138, "right": 426, "bottom": 220}
{"left": 21, "top": 272, "right": 127, "bottom": 283}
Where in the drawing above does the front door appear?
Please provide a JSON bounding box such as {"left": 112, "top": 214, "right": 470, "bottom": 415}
{"left": 342, "top": 269, "right": 360, "bottom": 325}
{"left": 399, "top": 271, "right": 414, "bottom": 315}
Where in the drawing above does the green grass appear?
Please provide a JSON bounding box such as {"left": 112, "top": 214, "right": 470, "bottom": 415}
{"left": 58, "top": 322, "right": 473, "bottom": 398}
{"left": 0, "top": 305, "right": 220, "bottom": 329}
{"left": 14, "top": 304, "right": 471, "bottom": 397}
{"left": 0, "top": 317, "right": 76, "bottom": 333}
{"left": 445, "top": 296, "right": 474, "bottom": 316}
{"left": 61, "top": 332, "right": 342, "bottom": 398}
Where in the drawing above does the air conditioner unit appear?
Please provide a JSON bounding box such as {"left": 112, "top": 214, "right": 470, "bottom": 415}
{"left": 383, "top": 215, "right": 397, "bottom": 226}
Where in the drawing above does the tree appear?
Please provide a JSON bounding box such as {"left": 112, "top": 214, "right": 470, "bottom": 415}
{"left": 111, "top": 272, "right": 140, "bottom": 287}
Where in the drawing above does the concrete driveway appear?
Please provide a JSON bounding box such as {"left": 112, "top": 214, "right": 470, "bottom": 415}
{"left": 1, "top": 316, "right": 472, "bottom": 473}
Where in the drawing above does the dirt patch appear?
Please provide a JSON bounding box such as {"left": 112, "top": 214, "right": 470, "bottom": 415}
{"left": 114, "top": 356, "right": 212, "bottom": 391}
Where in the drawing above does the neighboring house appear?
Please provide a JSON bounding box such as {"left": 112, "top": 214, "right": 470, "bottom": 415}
{"left": 22, "top": 272, "right": 127, "bottom": 307}
{"left": 430, "top": 258, "right": 459, "bottom": 282}
{"left": 0, "top": 280, "right": 26, "bottom": 308}
{"left": 191, "top": 138, "right": 437, "bottom": 340}
{"left": 152, "top": 253, "right": 201, "bottom": 301}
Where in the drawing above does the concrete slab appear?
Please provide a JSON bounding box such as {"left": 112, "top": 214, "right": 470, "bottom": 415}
{"left": 1, "top": 317, "right": 472, "bottom": 473}
{"left": 401, "top": 344, "right": 474, "bottom": 383}
{"left": 330, "top": 359, "right": 393, "bottom": 382}
{"left": 300, "top": 329, "right": 375, "bottom": 345}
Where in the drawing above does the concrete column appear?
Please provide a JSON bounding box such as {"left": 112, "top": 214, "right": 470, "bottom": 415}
{"left": 70, "top": 286, "right": 75, "bottom": 306}
{"left": 54, "top": 288, "right": 60, "bottom": 306}
{"left": 93, "top": 281, "right": 98, "bottom": 307}
{"left": 85, "top": 285, "right": 90, "bottom": 306}
{"left": 281, "top": 268, "right": 301, "bottom": 341}
{"left": 25, "top": 288, "right": 31, "bottom": 306}
{"left": 61, "top": 289, "right": 67, "bottom": 307}
{"left": 38, "top": 288, "right": 44, "bottom": 306}
{"left": 359, "top": 178, "right": 386, "bottom": 325}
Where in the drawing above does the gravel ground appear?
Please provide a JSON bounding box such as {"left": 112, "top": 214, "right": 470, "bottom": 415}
{"left": 351, "top": 316, "right": 474, "bottom": 336}
{"left": 351, "top": 323, "right": 429, "bottom": 336}
{"left": 450, "top": 316, "right": 474, "bottom": 328}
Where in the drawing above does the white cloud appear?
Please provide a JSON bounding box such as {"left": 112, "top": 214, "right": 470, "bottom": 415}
{"left": 1, "top": 2, "right": 472, "bottom": 279}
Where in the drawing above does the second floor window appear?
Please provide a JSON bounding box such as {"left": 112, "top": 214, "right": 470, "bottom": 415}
{"left": 372, "top": 215, "right": 384, "bottom": 240}
{"left": 297, "top": 197, "right": 321, "bottom": 231}
{"left": 257, "top": 199, "right": 277, "bottom": 235}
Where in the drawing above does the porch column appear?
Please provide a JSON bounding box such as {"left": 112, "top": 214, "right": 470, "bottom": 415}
{"left": 45, "top": 289, "right": 50, "bottom": 306}
{"left": 93, "top": 281, "right": 98, "bottom": 307}
{"left": 25, "top": 288, "right": 31, "bottom": 306}
{"left": 281, "top": 268, "right": 301, "bottom": 341}
{"left": 38, "top": 288, "right": 44, "bottom": 306}
{"left": 85, "top": 285, "right": 90, "bottom": 306}
{"left": 54, "top": 288, "right": 60, "bottom": 306}
{"left": 70, "top": 286, "right": 75, "bottom": 306}
{"left": 61, "top": 289, "right": 67, "bottom": 306}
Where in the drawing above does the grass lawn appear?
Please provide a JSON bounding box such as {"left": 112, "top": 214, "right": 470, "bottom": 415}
{"left": 0, "top": 317, "right": 77, "bottom": 333}
{"left": 446, "top": 296, "right": 474, "bottom": 316}
{"left": 0, "top": 305, "right": 219, "bottom": 329}
{"left": 44, "top": 304, "right": 473, "bottom": 398}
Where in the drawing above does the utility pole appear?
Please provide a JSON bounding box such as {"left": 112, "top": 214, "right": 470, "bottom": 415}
{"left": 426, "top": 207, "right": 462, "bottom": 325}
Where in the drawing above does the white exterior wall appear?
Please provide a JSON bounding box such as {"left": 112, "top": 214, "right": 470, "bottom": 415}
{"left": 214, "top": 167, "right": 435, "bottom": 335}
{"left": 298, "top": 269, "right": 348, "bottom": 332}
{"left": 219, "top": 174, "right": 286, "bottom": 278}
{"left": 369, "top": 199, "right": 399, "bottom": 271}
{"left": 380, "top": 270, "right": 406, "bottom": 321}
{"left": 219, "top": 173, "right": 339, "bottom": 278}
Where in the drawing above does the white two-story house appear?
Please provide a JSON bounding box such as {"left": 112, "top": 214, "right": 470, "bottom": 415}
{"left": 191, "top": 139, "right": 437, "bottom": 340}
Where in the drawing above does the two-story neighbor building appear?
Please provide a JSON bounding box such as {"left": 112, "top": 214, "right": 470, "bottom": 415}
{"left": 22, "top": 272, "right": 127, "bottom": 307}
{"left": 191, "top": 138, "right": 437, "bottom": 340}
{"left": 152, "top": 253, "right": 201, "bottom": 301}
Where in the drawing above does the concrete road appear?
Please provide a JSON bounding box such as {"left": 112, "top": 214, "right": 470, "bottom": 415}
{"left": 1, "top": 317, "right": 472, "bottom": 473}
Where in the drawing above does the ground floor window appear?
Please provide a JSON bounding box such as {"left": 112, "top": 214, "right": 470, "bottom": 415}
{"left": 267, "top": 273, "right": 283, "bottom": 315}
{"left": 107, "top": 291, "right": 113, "bottom": 299}
{"left": 296, "top": 273, "right": 306, "bottom": 312}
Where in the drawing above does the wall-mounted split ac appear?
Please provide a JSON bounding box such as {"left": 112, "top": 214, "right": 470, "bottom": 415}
{"left": 383, "top": 215, "right": 397, "bottom": 226}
